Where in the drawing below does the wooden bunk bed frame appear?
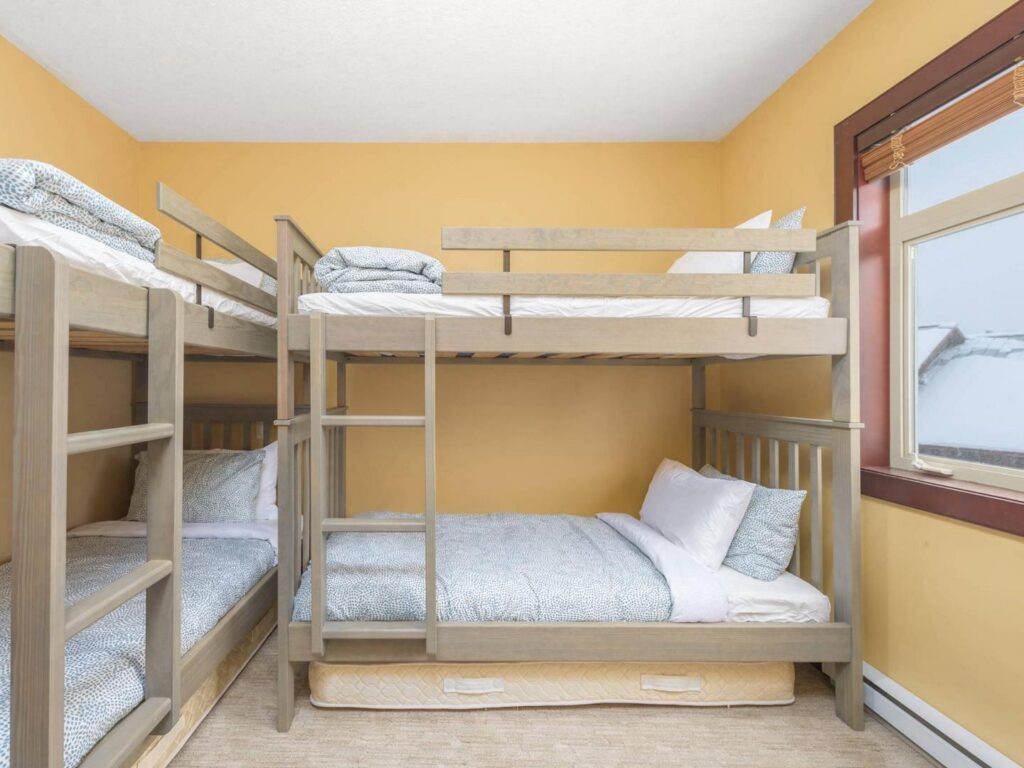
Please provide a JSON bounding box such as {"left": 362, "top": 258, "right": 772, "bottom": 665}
{"left": 273, "top": 218, "right": 863, "bottom": 731}
{"left": 2, "top": 186, "right": 278, "bottom": 768}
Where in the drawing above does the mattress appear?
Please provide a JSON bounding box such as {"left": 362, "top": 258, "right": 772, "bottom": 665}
{"left": 298, "top": 290, "right": 830, "bottom": 320}
{"left": 0, "top": 535, "right": 277, "bottom": 768}
{"left": 309, "top": 661, "right": 796, "bottom": 710}
{"left": 0, "top": 205, "right": 275, "bottom": 328}
{"left": 291, "top": 512, "right": 831, "bottom": 624}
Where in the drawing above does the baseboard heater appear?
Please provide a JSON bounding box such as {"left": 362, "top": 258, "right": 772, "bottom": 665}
{"left": 862, "top": 663, "right": 1019, "bottom": 768}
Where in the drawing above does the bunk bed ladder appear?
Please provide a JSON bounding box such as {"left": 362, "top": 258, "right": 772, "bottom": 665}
{"left": 11, "top": 252, "right": 184, "bottom": 768}
{"left": 309, "top": 314, "right": 439, "bottom": 657}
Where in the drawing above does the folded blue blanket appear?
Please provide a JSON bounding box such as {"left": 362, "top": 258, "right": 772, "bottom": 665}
{"left": 314, "top": 246, "right": 445, "bottom": 294}
{"left": 0, "top": 159, "right": 160, "bottom": 262}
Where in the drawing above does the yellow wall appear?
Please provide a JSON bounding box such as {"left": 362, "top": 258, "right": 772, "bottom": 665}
{"left": 4, "top": 2, "right": 1023, "bottom": 756}
{"left": 0, "top": 36, "right": 137, "bottom": 561}
{"left": 717, "top": 0, "right": 1024, "bottom": 760}
{"left": 138, "top": 142, "right": 720, "bottom": 515}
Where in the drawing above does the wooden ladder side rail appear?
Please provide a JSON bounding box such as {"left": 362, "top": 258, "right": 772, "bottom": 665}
{"left": 144, "top": 289, "right": 185, "bottom": 735}
{"left": 12, "top": 246, "right": 70, "bottom": 768}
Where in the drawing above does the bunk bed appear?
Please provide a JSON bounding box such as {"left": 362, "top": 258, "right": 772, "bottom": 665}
{"left": 0, "top": 180, "right": 278, "bottom": 768}
{"left": 273, "top": 217, "right": 863, "bottom": 731}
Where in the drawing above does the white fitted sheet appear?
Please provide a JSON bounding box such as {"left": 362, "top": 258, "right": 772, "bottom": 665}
{"left": 716, "top": 565, "right": 830, "bottom": 623}
{"left": 298, "top": 290, "right": 830, "bottom": 320}
{"left": 0, "top": 205, "right": 275, "bottom": 327}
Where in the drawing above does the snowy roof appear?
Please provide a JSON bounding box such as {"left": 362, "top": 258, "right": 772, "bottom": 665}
{"left": 917, "top": 326, "right": 1024, "bottom": 454}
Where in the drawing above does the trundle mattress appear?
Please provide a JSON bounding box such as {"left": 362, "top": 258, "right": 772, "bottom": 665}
{"left": 309, "top": 661, "right": 796, "bottom": 710}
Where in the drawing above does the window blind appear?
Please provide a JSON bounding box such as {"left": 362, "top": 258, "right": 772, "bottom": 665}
{"left": 861, "top": 62, "right": 1024, "bottom": 183}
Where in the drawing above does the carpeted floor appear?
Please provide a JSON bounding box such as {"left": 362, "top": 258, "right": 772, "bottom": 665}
{"left": 171, "top": 631, "right": 933, "bottom": 768}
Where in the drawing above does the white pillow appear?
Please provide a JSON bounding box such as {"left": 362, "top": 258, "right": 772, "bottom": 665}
{"left": 667, "top": 210, "right": 772, "bottom": 274}
{"left": 256, "top": 441, "right": 278, "bottom": 520}
{"left": 208, "top": 258, "right": 277, "bottom": 295}
{"left": 639, "top": 458, "right": 755, "bottom": 571}
{"left": 208, "top": 258, "right": 264, "bottom": 287}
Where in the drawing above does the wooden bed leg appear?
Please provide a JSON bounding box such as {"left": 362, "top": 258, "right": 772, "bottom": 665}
{"left": 277, "top": 653, "right": 297, "bottom": 732}
{"left": 11, "top": 246, "right": 69, "bottom": 768}
{"left": 276, "top": 422, "right": 298, "bottom": 731}
{"left": 830, "top": 222, "right": 864, "bottom": 731}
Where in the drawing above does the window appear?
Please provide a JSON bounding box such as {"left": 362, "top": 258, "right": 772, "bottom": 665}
{"left": 889, "top": 105, "right": 1024, "bottom": 492}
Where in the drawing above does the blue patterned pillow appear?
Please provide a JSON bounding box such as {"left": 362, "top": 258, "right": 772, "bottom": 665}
{"left": 700, "top": 465, "right": 805, "bottom": 581}
{"left": 751, "top": 207, "right": 806, "bottom": 274}
{"left": 127, "top": 449, "right": 264, "bottom": 523}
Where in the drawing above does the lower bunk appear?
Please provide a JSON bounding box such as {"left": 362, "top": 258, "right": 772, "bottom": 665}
{"left": 286, "top": 510, "right": 837, "bottom": 713}
{"left": 0, "top": 529, "right": 277, "bottom": 768}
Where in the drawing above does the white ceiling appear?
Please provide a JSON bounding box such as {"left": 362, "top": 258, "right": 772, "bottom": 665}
{"left": 0, "top": 0, "right": 871, "bottom": 142}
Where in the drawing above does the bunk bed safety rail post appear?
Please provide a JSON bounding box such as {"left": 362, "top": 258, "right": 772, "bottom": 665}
{"left": 154, "top": 183, "right": 277, "bottom": 318}
{"left": 11, "top": 245, "right": 186, "bottom": 766}
{"left": 274, "top": 214, "right": 323, "bottom": 730}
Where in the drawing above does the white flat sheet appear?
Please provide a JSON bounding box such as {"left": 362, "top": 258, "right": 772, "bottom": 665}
{"left": 597, "top": 513, "right": 727, "bottom": 623}
{"left": 0, "top": 205, "right": 275, "bottom": 327}
{"left": 600, "top": 513, "right": 829, "bottom": 623}
{"left": 69, "top": 519, "right": 279, "bottom": 558}
{"left": 298, "top": 290, "right": 830, "bottom": 320}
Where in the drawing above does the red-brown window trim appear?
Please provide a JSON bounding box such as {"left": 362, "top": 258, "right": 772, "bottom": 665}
{"left": 834, "top": 2, "right": 1024, "bottom": 538}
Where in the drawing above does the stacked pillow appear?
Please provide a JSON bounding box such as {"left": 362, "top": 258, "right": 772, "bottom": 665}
{"left": 127, "top": 441, "right": 278, "bottom": 524}
{"left": 667, "top": 207, "right": 806, "bottom": 276}
{"left": 637, "top": 457, "right": 805, "bottom": 581}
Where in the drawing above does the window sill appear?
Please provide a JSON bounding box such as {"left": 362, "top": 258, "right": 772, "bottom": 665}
{"left": 862, "top": 466, "right": 1024, "bottom": 537}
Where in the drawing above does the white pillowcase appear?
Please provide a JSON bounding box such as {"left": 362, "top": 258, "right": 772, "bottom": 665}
{"left": 639, "top": 459, "right": 755, "bottom": 571}
{"left": 667, "top": 210, "right": 772, "bottom": 274}
{"left": 208, "top": 258, "right": 264, "bottom": 287}
{"left": 256, "top": 441, "right": 278, "bottom": 521}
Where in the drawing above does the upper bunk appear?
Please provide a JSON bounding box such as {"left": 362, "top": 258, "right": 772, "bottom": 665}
{"left": 277, "top": 217, "right": 858, "bottom": 363}
{"left": 0, "top": 180, "right": 277, "bottom": 359}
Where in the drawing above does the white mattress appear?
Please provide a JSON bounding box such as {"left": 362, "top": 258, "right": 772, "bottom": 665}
{"left": 0, "top": 205, "right": 275, "bottom": 327}
{"left": 298, "top": 291, "right": 830, "bottom": 320}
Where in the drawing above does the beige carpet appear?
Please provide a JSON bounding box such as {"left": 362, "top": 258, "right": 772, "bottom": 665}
{"left": 172, "top": 631, "right": 933, "bottom": 768}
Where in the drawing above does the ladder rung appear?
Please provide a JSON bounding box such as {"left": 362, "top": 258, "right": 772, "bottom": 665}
{"left": 67, "top": 423, "right": 174, "bottom": 455}
{"left": 77, "top": 696, "right": 171, "bottom": 768}
{"left": 65, "top": 559, "right": 172, "bottom": 639}
{"left": 322, "top": 415, "right": 425, "bottom": 428}
{"left": 321, "top": 519, "right": 426, "bottom": 534}
{"left": 323, "top": 621, "right": 427, "bottom": 640}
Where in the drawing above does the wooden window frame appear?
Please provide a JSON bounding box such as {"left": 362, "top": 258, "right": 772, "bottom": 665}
{"left": 889, "top": 167, "right": 1024, "bottom": 491}
{"left": 834, "top": 1, "right": 1024, "bottom": 537}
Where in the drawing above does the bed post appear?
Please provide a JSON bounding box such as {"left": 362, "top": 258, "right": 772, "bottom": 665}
{"left": 827, "top": 222, "right": 864, "bottom": 730}
{"left": 145, "top": 289, "right": 185, "bottom": 733}
{"left": 276, "top": 219, "right": 297, "bottom": 732}
{"left": 11, "top": 246, "right": 69, "bottom": 768}
{"left": 691, "top": 360, "right": 706, "bottom": 467}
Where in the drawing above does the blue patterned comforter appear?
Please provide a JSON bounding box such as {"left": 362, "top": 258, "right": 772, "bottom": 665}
{"left": 313, "top": 246, "right": 445, "bottom": 294}
{"left": 0, "top": 536, "right": 276, "bottom": 768}
{"left": 0, "top": 159, "right": 160, "bottom": 262}
{"left": 293, "top": 512, "right": 671, "bottom": 623}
